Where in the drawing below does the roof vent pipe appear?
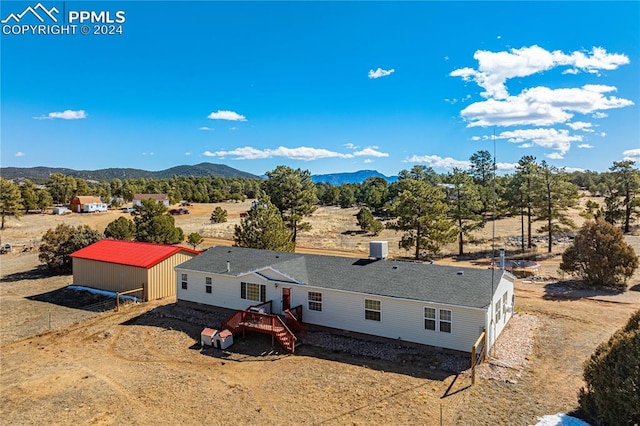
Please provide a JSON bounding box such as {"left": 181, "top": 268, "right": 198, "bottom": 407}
{"left": 226, "top": 261, "right": 230, "bottom": 272}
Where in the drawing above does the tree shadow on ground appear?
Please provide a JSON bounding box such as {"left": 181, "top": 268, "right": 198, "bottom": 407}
{"left": 0, "top": 265, "right": 57, "bottom": 283}
{"left": 340, "top": 230, "right": 368, "bottom": 236}
{"left": 629, "top": 283, "right": 640, "bottom": 292}
{"left": 543, "top": 280, "right": 625, "bottom": 301}
{"left": 120, "top": 303, "right": 469, "bottom": 381}
{"left": 26, "top": 287, "right": 117, "bottom": 311}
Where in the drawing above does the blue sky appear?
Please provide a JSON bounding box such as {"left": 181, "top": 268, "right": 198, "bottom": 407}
{"left": 2, "top": 1, "right": 639, "bottom": 177}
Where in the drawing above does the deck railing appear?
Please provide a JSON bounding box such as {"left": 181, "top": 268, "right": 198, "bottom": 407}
{"left": 221, "top": 306, "right": 298, "bottom": 353}
{"left": 284, "top": 305, "right": 305, "bottom": 335}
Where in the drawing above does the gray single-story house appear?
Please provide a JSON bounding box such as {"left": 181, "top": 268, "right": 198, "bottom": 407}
{"left": 175, "top": 243, "right": 515, "bottom": 354}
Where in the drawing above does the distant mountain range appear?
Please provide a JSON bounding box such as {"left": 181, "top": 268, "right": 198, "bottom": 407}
{"left": 0, "top": 163, "right": 259, "bottom": 183}
{"left": 1, "top": 164, "right": 397, "bottom": 185}
{"left": 312, "top": 170, "right": 398, "bottom": 185}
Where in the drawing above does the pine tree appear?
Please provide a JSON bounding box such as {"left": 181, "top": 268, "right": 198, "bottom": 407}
{"left": 533, "top": 162, "right": 579, "bottom": 253}
{"left": 444, "top": 169, "right": 484, "bottom": 255}
{"left": 233, "top": 198, "right": 294, "bottom": 252}
{"left": 0, "top": 178, "right": 24, "bottom": 230}
{"left": 388, "top": 179, "right": 456, "bottom": 260}
{"left": 262, "top": 166, "right": 318, "bottom": 243}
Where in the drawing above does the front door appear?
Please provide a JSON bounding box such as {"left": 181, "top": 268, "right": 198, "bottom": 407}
{"left": 282, "top": 288, "right": 291, "bottom": 312}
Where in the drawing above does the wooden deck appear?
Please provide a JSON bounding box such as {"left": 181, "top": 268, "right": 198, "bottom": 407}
{"left": 220, "top": 302, "right": 304, "bottom": 353}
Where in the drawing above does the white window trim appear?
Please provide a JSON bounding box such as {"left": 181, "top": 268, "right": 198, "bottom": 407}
{"left": 424, "top": 307, "right": 436, "bottom": 331}
{"left": 308, "top": 291, "right": 322, "bottom": 312}
{"left": 181, "top": 273, "right": 188, "bottom": 290}
{"left": 241, "top": 282, "right": 266, "bottom": 302}
{"left": 364, "top": 299, "right": 381, "bottom": 322}
{"left": 439, "top": 309, "right": 452, "bottom": 333}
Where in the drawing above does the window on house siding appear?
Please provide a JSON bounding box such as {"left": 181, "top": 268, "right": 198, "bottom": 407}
{"left": 364, "top": 299, "right": 381, "bottom": 321}
{"left": 181, "top": 273, "right": 188, "bottom": 290}
{"left": 424, "top": 307, "right": 436, "bottom": 330}
{"left": 308, "top": 292, "right": 322, "bottom": 311}
{"left": 502, "top": 292, "right": 508, "bottom": 317}
{"left": 495, "top": 299, "right": 501, "bottom": 323}
{"left": 439, "top": 309, "right": 452, "bottom": 333}
{"left": 241, "top": 282, "right": 265, "bottom": 302}
{"left": 205, "top": 277, "right": 212, "bottom": 294}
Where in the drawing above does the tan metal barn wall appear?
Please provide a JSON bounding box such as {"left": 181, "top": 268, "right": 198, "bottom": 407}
{"left": 145, "top": 251, "right": 198, "bottom": 301}
{"left": 72, "top": 258, "right": 146, "bottom": 298}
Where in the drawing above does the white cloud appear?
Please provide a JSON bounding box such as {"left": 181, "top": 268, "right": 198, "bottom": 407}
{"left": 404, "top": 154, "right": 516, "bottom": 171}
{"left": 230, "top": 126, "right": 238, "bottom": 131}
{"left": 567, "top": 121, "right": 595, "bottom": 132}
{"left": 344, "top": 143, "right": 358, "bottom": 150}
{"left": 199, "top": 126, "right": 214, "bottom": 131}
{"left": 623, "top": 148, "right": 640, "bottom": 162}
{"left": 592, "top": 112, "right": 608, "bottom": 118}
{"left": 15, "top": 151, "right": 25, "bottom": 157}
{"left": 496, "top": 128, "right": 583, "bottom": 159}
{"left": 142, "top": 152, "right": 154, "bottom": 156}
{"left": 600, "top": 132, "right": 607, "bottom": 137}
{"left": 207, "top": 110, "right": 247, "bottom": 121}
{"left": 459, "top": 84, "right": 633, "bottom": 128}
{"left": 368, "top": 68, "right": 395, "bottom": 79}
{"left": 496, "top": 162, "right": 518, "bottom": 171}
{"left": 451, "top": 45, "right": 629, "bottom": 99}
{"left": 546, "top": 152, "right": 565, "bottom": 160}
{"left": 34, "top": 109, "right": 87, "bottom": 120}
{"left": 564, "top": 167, "right": 586, "bottom": 173}
{"left": 471, "top": 136, "right": 481, "bottom": 141}
{"left": 364, "top": 159, "right": 373, "bottom": 164}
{"left": 562, "top": 68, "right": 579, "bottom": 75}
{"left": 202, "top": 145, "right": 388, "bottom": 161}
{"left": 353, "top": 147, "right": 389, "bottom": 157}
{"left": 404, "top": 155, "right": 471, "bottom": 169}
{"left": 577, "top": 144, "right": 594, "bottom": 149}
{"left": 185, "top": 152, "right": 191, "bottom": 156}
{"left": 444, "top": 56, "right": 450, "bottom": 61}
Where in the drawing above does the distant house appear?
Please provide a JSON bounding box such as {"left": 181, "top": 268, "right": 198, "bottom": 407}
{"left": 71, "top": 240, "right": 200, "bottom": 301}
{"left": 52, "top": 206, "right": 71, "bottom": 215}
{"left": 133, "top": 194, "right": 170, "bottom": 207}
{"left": 70, "top": 196, "right": 108, "bottom": 213}
{"left": 175, "top": 242, "right": 515, "bottom": 354}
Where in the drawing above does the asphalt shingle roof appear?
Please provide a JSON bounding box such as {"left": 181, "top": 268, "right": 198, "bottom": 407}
{"left": 177, "top": 246, "right": 506, "bottom": 309}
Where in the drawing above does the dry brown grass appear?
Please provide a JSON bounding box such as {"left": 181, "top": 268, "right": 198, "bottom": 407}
{"left": 1, "top": 199, "right": 639, "bottom": 425}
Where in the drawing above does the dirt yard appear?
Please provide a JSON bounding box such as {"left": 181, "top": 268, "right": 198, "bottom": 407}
{"left": 1, "top": 201, "right": 639, "bottom": 425}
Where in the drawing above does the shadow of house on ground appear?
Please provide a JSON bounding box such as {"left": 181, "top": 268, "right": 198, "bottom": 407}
{"left": 119, "top": 303, "right": 470, "bottom": 381}
{"left": 27, "top": 287, "right": 118, "bottom": 312}
{"left": 543, "top": 281, "right": 625, "bottom": 301}
{"left": 0, "top": 265, "right": 56, "bottom": 283}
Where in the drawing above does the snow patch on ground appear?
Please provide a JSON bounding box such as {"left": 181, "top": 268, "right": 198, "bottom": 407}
{"left": 535, "top": 413, "right": 590, "bottom": 426}
{"left": 68, "top": 285, "right": 141, "bottom": 302}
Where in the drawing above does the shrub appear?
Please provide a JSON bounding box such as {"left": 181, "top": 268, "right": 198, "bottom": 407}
{"left": 560, "top": 219, "right": 638, "bottom": 289}
{"left": 579, "top": 310, "right": 640, "bottom": 425}
{"left": 210, "top": 207, "right": 228, "bottom": 224}
{"left": 39, "top": 224, "right": 103, "bottom": 273}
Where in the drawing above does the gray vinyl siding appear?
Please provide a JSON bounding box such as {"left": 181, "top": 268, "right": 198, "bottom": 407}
{"left": 175, "top": 268, "right": 490, "bottom": 352}
{"left": 486, "top": 274, "right": 515, "bottom": 349}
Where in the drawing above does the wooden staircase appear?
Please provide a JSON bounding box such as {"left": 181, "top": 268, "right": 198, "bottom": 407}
{"left": 220, "top": 302, "right": 301, "bottom": 353}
